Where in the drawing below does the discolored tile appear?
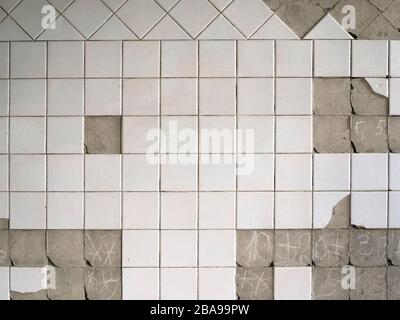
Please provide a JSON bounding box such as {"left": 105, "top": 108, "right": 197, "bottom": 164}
{"left": 350, "top": 267, "right": 387, "bottom": 300}
{"left": 388, "top": 230, "right": 400, "bottom": 266}
{"left": 350, "top": 229, "right": 387, "bottom": 267}
{"left": 236, "top": 267, "right": 273, "bottom": 300}
{"left": 10, "top": 230, "right": 47, "bottom": 267}
{"left": 48, "top": 268, "right": 85, "bottom": 300}
{"left": 351, "top": 78, "right": 388, "bottom": 115}
{"left": 312, "top": 267, "right": 350, "bottom": 300}
{"left": 274, "top": 230, "right": 311, "bottom": 267}
{"left": 85, "top": 267, "right": 121, "bottom": 300}
{"left": 389, "top": 116, "right": 400, "bottom": 152}
{"left": 312, "top": 230, "right": 350, "bottom": 267}
{"left": 314, "top": 116, "right": 351, "bottom": 153}
{"left": 85, "top": 116, "right": 122, "bottom": 154}
{"left": 387, "top": 266, "right": 400, "bottom": 300}
{"left": 351, "top": 116, "right": 389, "bottom": 153}
{"left": 47, "top": 230, "right": 84, "bottom": 267}
{"left": 236, "top": 230, "right": 274, "bottom": 267}
{"left": 85, "top": 230, "right": 121, "bottom": 267}
{"left": 0, "top": 230, "right": 10, "bottom": 266}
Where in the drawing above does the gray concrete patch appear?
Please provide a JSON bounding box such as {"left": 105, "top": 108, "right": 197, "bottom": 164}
{"left": 350, "top": 229, "right": 387, "bottom": 267}
{"left": 10, "top": 230, "right": 47, "bottom": 267}
{"left": 48, "top": 268, "right": 85, "bottom": 300}
{"left": 350, "top": 267, "right": 387, "bottom": 300}
{"left": 383, "top": 0, "right": 400, "bottom": 29}
{"left": 314, "top": 116, "right": 351, "bottom": 153}
{"left": 312, "top": 267, "right": 349, "bottom": 300}
{"left": 236, "top": 230, "right": 274, "bottom": 267}
{"left": 312, "top": 230, "right": 350, "bottom": 267}
{"left": 316, "top": 0, "right": 341, "bottom": 10}
{"left": 389, "top": 116, "right": 400, "bottom": 152}
{"left": 369, "top": 0, "right": 396, "bottom": 11}
{"left": 351, "top": 79, "right": 388, "bottom": 115}
{"left": 359, "top": 14, "right": 400, "bottom": 40}
{"left": 236, "top": 267, "right": 273, "bottom": 300}
{"left": 313, "top": 78, "right": 352, "bottom": 116}
{"left": 330, "top": 0, "right": 380, "bottom": 36}
{"left": 0, "top": 230, "right": 9, "bottom": 266}
{"left": 387, "top": 266, "right": 400, "bottom": 300}
{"left": 85, "top": 268, "right": 121, "bottom": 300}
{"left": 325, "top": 195, "right": 351, "bottom": 229}
{"left": 388, "top": 229, "right": 400, "bottom": 266}
{"left": 85, "top": 230, "right": 121, "bottom": 268}
{"left": 85, "top": 116, "right": 121, "bottom": 154}
{"left": 10, "top": 290, "right": 48, "bottom": 300}
{"left": 351, "top": 116, "right": 389, "bottom": 153}
{"left": 274, "top": 230, "right": 311, "bottom": 267}
{"left": 0, "top": 219, "right": 8, "bottom": 230}
{"left": 47, "top": 230, "right": 84, "bottom": 267}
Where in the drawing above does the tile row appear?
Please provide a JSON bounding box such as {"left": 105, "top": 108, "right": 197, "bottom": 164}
{"left": 0, "top": 190, "right": 399, "bottom": 229}
{"left": 1, "top": 41, "right": 400, "bottom": 79}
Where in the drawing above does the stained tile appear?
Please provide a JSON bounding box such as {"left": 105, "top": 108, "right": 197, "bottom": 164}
{"left": 84, "top": 116, "right": 121, "bottom": 154}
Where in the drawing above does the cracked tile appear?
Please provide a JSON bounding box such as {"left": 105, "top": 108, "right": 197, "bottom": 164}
{"left": 351, "top": 78, "right": 389, "bottom": 115}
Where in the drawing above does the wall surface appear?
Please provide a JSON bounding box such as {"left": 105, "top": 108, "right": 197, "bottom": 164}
{"left": 0, "top": 0, "right": 400, "bottom": 300}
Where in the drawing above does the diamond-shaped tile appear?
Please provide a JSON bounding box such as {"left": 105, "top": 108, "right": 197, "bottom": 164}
{"left": 359, "top": 14, "right": 400, "bottom": 39}
{"left": 47, "top": 0, "right": 75, "bottom": 12}
{"left": 63, "top": 0, "right": 112, "bottom": 38}
{"left": 370, "top": 0, "right": 396, "bottom": 11}
{"left": 384, "top": 0, "right": 400, "bottom": 29}
{"left": 315, "top": 0, "right": 340, "bottom": 10}
{"left": 0, "top": 15, "right": 30, "bottom": 40}
{"left": 170, "top": 0, "right": 219, "bottom": 38}
{"left": 155, "top": 0, "right": 180, "bottom": 11}
{"left": 209, "top": 0, "right": 234, "bottom": 11}
{"left": 38, "top": 14, "right": 84, "bottom": 40}
{"left": 330, "top": 0, "right": 380, "bottom": 36}
{"left": 9, "top": 0, "right": 56, "bottom": 38}
{"left": 91, "top": 15, "right": 137, "bottom": 39}
{"left": 0, "top": 0, "right": 22, "bottom": 13}
{"left": 116, "top": 0, "right": 165, "bottom": 38}
{"left": 102, "top": 0, "right": 127, "bottom": 11}
{"left": 0, "top": 8, "right": 6, "bottom": 21}
{"left": 224, "top": 0, "right": 273, "bottom": 37}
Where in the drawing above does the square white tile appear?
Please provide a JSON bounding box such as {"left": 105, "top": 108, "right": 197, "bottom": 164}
{"left": 391, "top": 40, "right": 400, "bottom": 77}
{"left": 390, "top": 78, "right": 400, "bottom": 115}
{"left": 199, "top": 230, "right": 235, "bottom": 267}
{"left": 0, "top": 80, "right": 8, "bottom": 116}
{"left": 237, "top": 154, "right": 274, "bottom": 191}
{"left": 199, "top": 156, "right": 235, "bottom": 191}
{"left": 0, "top": 267, "right": 9, "bottom": 300}
{"left": 10, "top": 80, "right": 46, "bottom": 116}
{"left": 313, "top": 191, "right": 350, "bottom": 229}
{"left": 123, "top": 268, "right": 159, "bottom": 300}
{"left": 10, "top": 155, "right": 45, "bottom": 192}
{"left": 276, "top": 116, "right": 312, "bottom": 153}
{"left": 198, "top": 268, "right": 236, "bottom": 300}
{"left": 48, "top": 41, "right": 84, "bottom": 78}
{"left": 275, "top": 154, "right": 312, "bottom": 191}
{"left": 351, "top": 192, "right": 388, "bottom": 229}
{"left": 0, "top": 43, "right": 8, "bottom": 78}
{"left": 199, "top": 192, "right": 235, "bottom": 229}
{"left": 85, "top": 79, "right": 122, "bottom": 115}
{"left": 0, "top": 118, "right": 8, "bottom": 154}
{"left": 389, "top": 192, "right": 400, "bottom": 228}
{"left": 9, "top": 267, "right": 45, "bottom": 294}
{"left": 0, "top": 192, "right": 9, "bottom": 221}
{"left": 123, "top": 155, "right": 159, "bottom": 191}
{"left": 161, "top": 268, "right": 197, "bottom": 300}
{"left": 352, "top": 154, "right": 388, "bottom": 191}
{"left": 47, "top": 155, "right": 84, "bottom": 192}
{"left": 161, "top": 78, "right": 197, "bottom": 115}
{"left": 352, "top": 40, "right": 388, "bottom": 77}
{"left": 390, "top": 154, "right": 400, "bottom": 191}
{"left": 48, "top": 79, "right": 84, "bottom": 116}
{"left": 10, "top": 42, "right": 46, "bottom": 78}
{"left": 10, "top": 192, "right": 46, "bottom": 229}
{"left": 0, "top": 155, "right": 7, "bottom": 192}
{"left": 276, "top": 40, "right": 313, "bottom": 77}
{"left": 161, "top": 192, "right": 197, "bottom": 229}
{"left": 123, "top": 192, "right": 159, "bottom": 229}
{"left": 85, "top": 192, "right": 121, "bottom": 229}
{"left": 161, "top": 230, "right": 197, "bottom": 267}
{"left": 237, "top": 78, "right": 274, "bottom": 115}
{"left": 123, "top": 41, "right": 160, "bottom": 78}
{"left": 276, "top": 78, "right": 312, "bottom": 115}
{"left": 275, "top": 192, "right": 312, "bottom": 229}
{"left": 237, "top": 116, "right": 274, "bottom": 153}
{"left": 47, "top": 192, "right": 84, "bottom": 229}
{"left": 123, "top": 230, "right": 159, "bottom": 267}
{"left": 85, "top": 41, "right": 122, "bottom": 77}
{"left": 199, "top": 78, "right": 236, "bottom": 115}
{"left": 274, "top": 267, "right": 312, "bottom": 300}
{"left": 200, "top": 40, "right": 236, "bottom": 77}
{"left": 314, "top": 40, "right": 351, "bottom": 77}
{"left": 162, "top": 41, "right": 197, "bottom": 77}
{"left": 199, "top": 116, "right": 235, "bottom": 153}
{"left": 314, "top": 154, "right": 350, "bottom": 191}
{"left": 123, "top": 79, "right": 159, "bottom": 115}
{"left": 238, "top": 40, "right": 274, "bottom": 77}
{"left": 237, "top": 192, "right": 274, "bottom": 229}
{"left": 161, "top": 116, "right": 198, "bottom": 153}
{"left": 47, "top": 117, "right": 84, "bottom": 154}
{"left": 161, "top": 162, "right": 197, "bottom": 191}
{"left": 9, "top": 117, "right": 45, "bottom": 154}
{"left": 85, "top": 155, "right": 121, "bottom": 191}
{"left": 123, "top": 116, "right": 159, "bottom": 153}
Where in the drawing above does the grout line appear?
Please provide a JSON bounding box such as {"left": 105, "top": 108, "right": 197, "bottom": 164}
{"left": 158, "top": 40, "right": 162, "bottom": 301}
{"left": 120, "top": 40, "right": 124, "bottom": 300}
{"left": 7, "top": 40, "right": 11, "bottom": 300}
{"left": 196, "top": 39, "right": 200, "bottom": 301}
